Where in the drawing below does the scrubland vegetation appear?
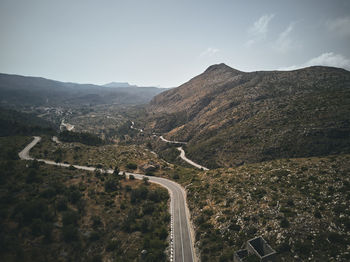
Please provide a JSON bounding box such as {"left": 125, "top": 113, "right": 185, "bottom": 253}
{"left": 0, "top": 136, "right": 170, "bottom": 262}
{"left": 184, "top": 155, "right": 350, "bottom": 261}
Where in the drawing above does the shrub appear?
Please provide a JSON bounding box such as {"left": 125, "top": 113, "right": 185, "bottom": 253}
{"left": 229, "top": 223, "right": 241, "bottom": 231}
{"left": 31, "top": 219, "right": 44, "bottom": 236}
{"left": 20, "top": 200, "right": 50, "bottom": 224}
{"left": 277, "top": 242, "right": 291, "bottom": 253}
{"left": 141, "top": 218, "right": 150, "bottom": 233}
{"left": 328, "top": 232, "right": 343, "bottom": 244}
{"left": 89, "top": 231, "right": 100, "bottom": 242}
{"left": 142, "top": 201, "right": 155, "bottom": 215}
{"left": 120, "top": 172, "right": 126, "bottom": 180}
{"left": 91, "top": 216, "right": 102, "bottom": 228}
{"left": 286, "top": 199, "right": 294, "bottom": 206}
{"left": 158, "top": 226, "right": 168, "bottom": 240}
{"left": 113, "top": 166, "right": 120, "bottom": 175}
{"left": 62, "top": 210, "right": 79, "bottom": 226}
{"left": 56, "top": 197, "right": 68, "bottom": 211}
{"left": 148, "top": 188, "right": 168, "bottom": 202}
{"left": 26, "top": 170, "right": 40, "bottom": 184}
{"left": 280, "top": 217, "right": 290, "bottom": 228}
{"left": 104, "top": 178, "right": 119, "bottom": 192}
{"left": 145, "top": 171, "right": 154, "bottom": 176}
{"left": 66, "top": 186, "right": 82, "bottom": 204}
{"left": 58, "top": 130, "right": 104, "bottom": 146}
{"left": 105, "top": 239, "right": 120, "bottom": 252}
{"left": 40, "top": 187, "right": 57, "bottom": 199}
{"left": 126, "top": 163, "right": 137, "bottom": 170}
{"left": 62, "top": 224, "right": 79, "bottom": 242}
{"left": 131, "top": 186, "right": 149, "bottom": 203}
{"left": 314, "top": 210, "right": 322, "bottom": 218}
{"left": 143, "top": 176, "right": 150, "bottom": 185}
{"left": 90, "top": 255, "right": 102, "bottom": 262}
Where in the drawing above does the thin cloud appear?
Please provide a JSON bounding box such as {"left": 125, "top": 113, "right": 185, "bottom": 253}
{"left": 280, "top": 52, "right": 350, "bottom": 70}
{"left": 199, "top": 47, "right": 220, "bottom": 57}
{"left": 275, "top": 22, "right": 298, "bottom": 53}
{"left": 246, "top": 14, "right": 275, "bottom": 46}
{"left": 326, "top": 17, "right": 350, "bottom": 37}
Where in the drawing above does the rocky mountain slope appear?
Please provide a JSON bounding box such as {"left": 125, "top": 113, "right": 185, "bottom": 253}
{"left": 147, "top": 64, "right": 350, "bottom": 168}
{"left": 185, "top": 154, "right": 350, "bottom": 261}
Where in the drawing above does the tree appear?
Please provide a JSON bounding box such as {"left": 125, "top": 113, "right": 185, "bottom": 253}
{"left": 62, "top": 210, "right": 79, "bottom": 226}
{"left": 113, "top": 166, "right": 120, "bottom": 175}
{"left": 104, "top": 178, "right": 119, "bottom": 192}
{"left": 62, "top": 224, "right": 79, "bottom": 242}
{"left": 143, "top": 176, "right": 150, "bottom": 185}
{"left": 26, "top": 169, "right": 40, "bottom": 183}
{"left": 126, "top": 163, "right": 137, "bottom": 170}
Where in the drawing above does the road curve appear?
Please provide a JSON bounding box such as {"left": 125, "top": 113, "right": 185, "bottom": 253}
{"left": 158, "top": 136, "right": 209, "bottom": 171}
{"left": 177, "top": 147, "right": 209, "bottom": 171}
{"left": 19, "top": 136, "right": 196, "bottom": 262}
{"left": 159, "top": 135, "right": 187, "bottom": 145}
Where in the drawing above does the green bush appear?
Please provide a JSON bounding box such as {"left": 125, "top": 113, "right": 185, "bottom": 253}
{"left": 157, "top": 226, "right": 168, "bottom": 240}
{"left": 143, "top": 176, "right": 150, "bottom": 185}
{"left": 26, "top": 170, "right": 41, "bottom": 183}
{"left": 142, "top": 201, "right": 155, "bottom": 215}
{"left": 56, "top": 197, "right": 68, "bottom": 211}
{"left": 18, "top": 199, "right": 51, "bottom": 224}
{"left": 58, "top": 130, "right": 104, "bottom": 146}
{"left": 328, "top": 232, "right": 343, "bottom": 244}
{"left": 89, "top": 231, "right": 100, "bottom": 242}
{"left": 148, "top": 188, "right": 168, "bottom": 202}
{"left": 91, "top": 216, "right": 102, "bottom": 228}
{"left": 40, "top": 187, "right": 57, "bottom": 199}
{"left": 131, "top": 186, "right": 149, "bottom": 203}
{"left": 66, "top": 186, "right": 82, "bottom": 204}
{"left": 62, "top": 210, "right": 79, "bottom": 226}
{"left": 90, "top": 255, "right": 102, "bottom": 262}
{"left": 126, "top": 163, "right": 137, "bottom": 170}
{"left": 280, "top": 217, "right": 290, "bottom": 228}
{"left": 104, "top": 178, "right": 119, "bottom": 192}
{"left": 105, "top": 239, "right": 120, "bottom": 252}
{"left": 62, "top": 224, "right": 79, "bottom": 242}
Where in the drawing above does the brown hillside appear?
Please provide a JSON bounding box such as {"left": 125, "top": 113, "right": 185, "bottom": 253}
{"left": 147, "top": 64, "right": 350, "bottom": 168}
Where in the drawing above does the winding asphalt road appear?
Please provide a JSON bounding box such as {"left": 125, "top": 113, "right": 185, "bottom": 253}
{"left": 159, "top": 135, "right": 209, "bottom": 171}
{"left": 176, "top": 147, "right": 209, "bottom": 171}
{"left": 19, "top": 136, "right": 196, "bottom": 262}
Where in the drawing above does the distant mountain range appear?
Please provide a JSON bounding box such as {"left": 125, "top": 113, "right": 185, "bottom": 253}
{"left": 147, "top": 63, "right": 350, "bottom": 168}
{"left": 103, "top": 82, "right": 138, "bottom": 88}
{"left": 0, "top": 73, "right": 166, "bottom": 108}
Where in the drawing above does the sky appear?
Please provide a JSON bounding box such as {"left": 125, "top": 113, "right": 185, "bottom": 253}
{"left": 1, "top": 0, "right": 350, "bottom": 87}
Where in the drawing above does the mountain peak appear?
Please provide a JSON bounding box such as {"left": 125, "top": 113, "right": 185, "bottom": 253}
{"left": 204, "top": 63, "right": 241, "bottom": 74}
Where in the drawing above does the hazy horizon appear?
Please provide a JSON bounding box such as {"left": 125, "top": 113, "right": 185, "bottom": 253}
{"left": 1, "top": 0, "right": 350, "bottom": 87}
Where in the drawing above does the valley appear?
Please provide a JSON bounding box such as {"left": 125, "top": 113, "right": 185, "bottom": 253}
{"left": 1, "top": 64, "right": 349, "bottom": 262}
{"left": 2, "top": 1, "right": 350, "bottom": 261}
